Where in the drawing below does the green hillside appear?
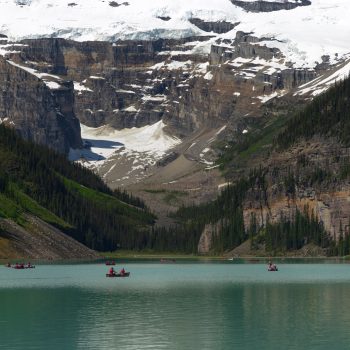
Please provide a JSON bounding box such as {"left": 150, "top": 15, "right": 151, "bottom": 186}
{"left": 0, "top": 125, "right": 155, "bottom": 251}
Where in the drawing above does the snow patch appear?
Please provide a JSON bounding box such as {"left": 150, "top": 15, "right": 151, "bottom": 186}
{"left": 124, "top": 106, "right": 138, "bottom": 112}
{"left": 256, "top": 91, "right": 278, "bottom": 103}
{"left": 69, "top": 120, "right": 181, "bottom": 167}
{"left": 89, "top": 76, "right": 105, "bottom": 80}
{"left": 74, "top": 81, "right": 93, "bottom": 93}
{"left": 204, "top": 71, "right": 213, "bottom": 80}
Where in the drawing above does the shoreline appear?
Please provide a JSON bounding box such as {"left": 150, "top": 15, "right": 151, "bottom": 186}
{"left": 101, "top": 251, "right": 349, "bottom": 262}
{"left": 1, "top": 252, "right": 349, "bottom": 264}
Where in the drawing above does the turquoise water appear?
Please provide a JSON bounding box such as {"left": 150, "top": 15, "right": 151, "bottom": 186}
{"left": 1, "top": 262, "right": 350, "bottom": 350}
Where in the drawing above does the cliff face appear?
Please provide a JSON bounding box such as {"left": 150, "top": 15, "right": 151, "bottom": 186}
{"left": 0, "top": 33, "right": 322, "bottom": 142}
{"left": 242, "top": 138, "right": 350, "bottom": 240}
{"left": 13, "top": 37, "right": 210, "bottom": 131}
{"left": 0, "top": 55, "right": 81, "bottom": 154}
{"left": 243, "top": 192, "right": 350, "bottom": 242}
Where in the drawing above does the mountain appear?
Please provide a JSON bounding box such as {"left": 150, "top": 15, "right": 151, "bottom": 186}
{"left": 0, "top": 0, "right": 349, "bottom": 256}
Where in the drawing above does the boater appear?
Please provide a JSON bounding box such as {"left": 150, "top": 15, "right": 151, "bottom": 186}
{"left": 109, "top": 267, "right": 115, "bottom": 276}
{"left": 120, "top": 268, "right": 126, "bottom": 276}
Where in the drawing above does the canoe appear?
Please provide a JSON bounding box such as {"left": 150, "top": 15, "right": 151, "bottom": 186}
{"left": 160, "top": 259, "right": 176, "bottom": 263}
{"left": 268, "top": 267, "right": 278, "bottom": 271}
{"left": 13, "top": 265, "right": 35, "bottom": 269}
{"left": 106, "top": 272, "right": 130, "bottom": 278}
{"left": 105, "top": 262, "right": 116, "bottom": 266}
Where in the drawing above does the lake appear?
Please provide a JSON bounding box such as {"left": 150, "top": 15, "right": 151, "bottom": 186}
{"left": 1, "top": 261, "right": 350, "bottom": 350}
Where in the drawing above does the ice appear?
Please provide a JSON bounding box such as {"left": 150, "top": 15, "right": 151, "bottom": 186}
{"left": 0, "top": 0, "right": 348, "bottom": 69}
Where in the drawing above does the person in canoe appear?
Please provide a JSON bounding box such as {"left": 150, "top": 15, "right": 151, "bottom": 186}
{"left": 119, "top": 268, "right": 126, "bottom": 276}
{"left": 268, "top": 261, "right": 278, "bottom": 271}
{"left": 109, "top": 267, "right": 116, "bottom": 276}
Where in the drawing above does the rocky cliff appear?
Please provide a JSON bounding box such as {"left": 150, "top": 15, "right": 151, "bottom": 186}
{"left": 242, "top": 137, "right": 350, "bottom": 240}
{"left": 4, "top": 18, "right": 344, "bottom": 160}
{"left": 0, "top": 54, "right": 81, "bottom": 154}
{"left": 0, "top": 31, "right": 322, "bottom": 142}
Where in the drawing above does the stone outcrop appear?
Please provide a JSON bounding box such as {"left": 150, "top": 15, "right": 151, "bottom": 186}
{"left": 157, "top": 16, "right": 171, "bottom": 21}
{"left": 210, "top": 32, "right": 282, "bottom": 64}
{"left": 109, "top": 1, "right": 129, "bottom": 7}
{"left": 231, "top": 0, "right": 311, "bottom": 13}
{"left": 198, "top": 224, "right": 215, "bottom": 254}
{"left": 189, "top": 18, "right": 239, "bottom": 34}
{"left": 211, "top": 32, "right": 317, "bottom": 88}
